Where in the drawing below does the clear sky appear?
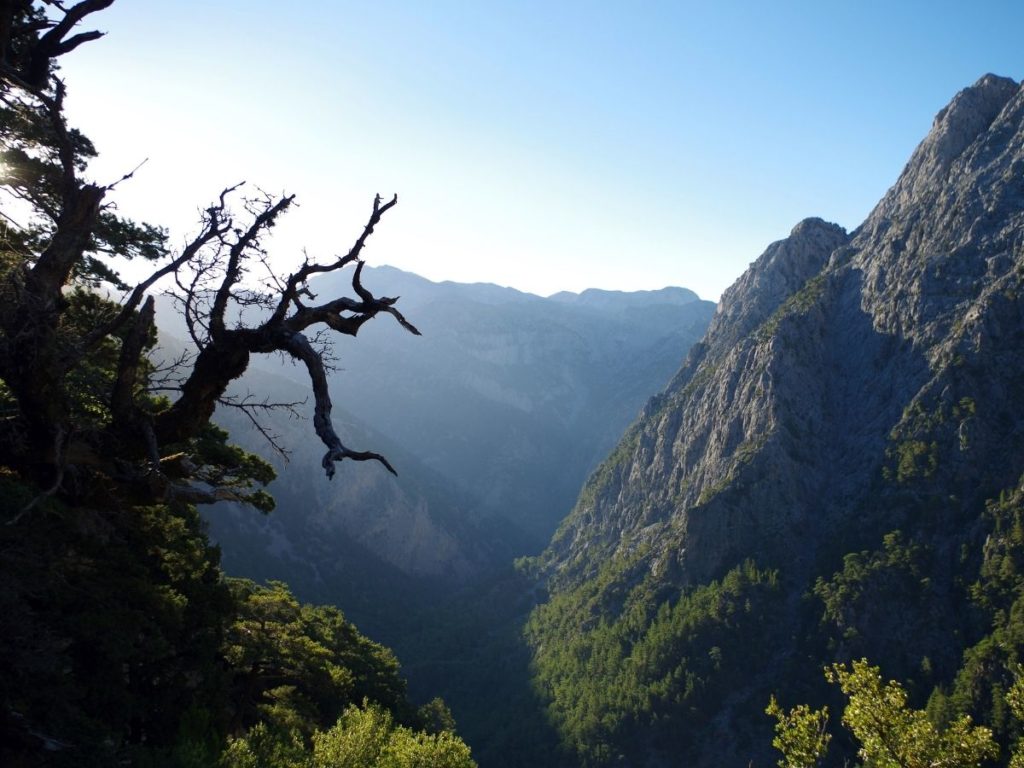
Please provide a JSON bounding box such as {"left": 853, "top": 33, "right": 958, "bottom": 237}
{"left": 63, "top": 1, "right": 1023, "bottom": 302}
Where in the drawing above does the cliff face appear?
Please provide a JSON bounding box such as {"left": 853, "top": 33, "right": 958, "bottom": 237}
{"left": 528, "top": 75, "right": 1024, "bottom": 766}
{"left": 543, "top": 74, "right": 1024, "bottom": 590}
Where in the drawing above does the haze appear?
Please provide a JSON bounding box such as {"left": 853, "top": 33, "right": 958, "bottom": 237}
{"left": 65, "top": 0, "right": 1023, "bottom": 301}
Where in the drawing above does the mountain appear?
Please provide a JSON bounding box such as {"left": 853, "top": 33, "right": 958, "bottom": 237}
{"left": 525, "top": 74, "right": 1024, "bottom": 766}
{"left": 308, "top": 266, "right": 715, "bottom": 549}
{"left": 195, "top": 268, "right": 714, "bottom": 641}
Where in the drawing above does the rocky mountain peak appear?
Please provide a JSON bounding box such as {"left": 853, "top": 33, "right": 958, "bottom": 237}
{"left": 869, "top": 74, "right": 1020, "bottom": 224}
{"left": 525, "top": 72, "right": 1024, "bottom": 768}
{"left": 540, "top": 71, "right": 1024, "bottom": 593}
{"left": 852, "top": 74, "right": 1024, "bottom": 344}
{"left": 700, "top": 217, "right": 848, "bottom": 356}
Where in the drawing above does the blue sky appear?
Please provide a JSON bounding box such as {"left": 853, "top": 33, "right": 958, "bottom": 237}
{"left": 65, "top": 1, "right": 1023, "bottom": 301}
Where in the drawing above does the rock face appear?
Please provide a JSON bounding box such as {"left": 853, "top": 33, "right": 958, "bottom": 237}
{"left": 528, "top": 74, "right": 1024, "bottom": 766}
{"left": 543, "top": 74, "right": 1024, "bottom": 588}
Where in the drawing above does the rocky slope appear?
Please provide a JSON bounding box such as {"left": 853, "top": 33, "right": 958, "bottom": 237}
{"left": 527, "top": 74, "right": 1024, "bottom": 766}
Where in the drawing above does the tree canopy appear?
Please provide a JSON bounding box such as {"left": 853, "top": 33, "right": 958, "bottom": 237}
{"left": 0, "top": 0, "right": 418, "bottom": 522}
{"left": 0, "top": 3, "right": 477, "bottom": 766}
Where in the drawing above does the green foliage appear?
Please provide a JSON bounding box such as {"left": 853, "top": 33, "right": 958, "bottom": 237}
{"left": 765, "top": 697, "right": 831, "bottom": 768}
{"left": 828, "top": 659, "right": 998, "bottom": 768}
{"left": 883, "top": 392, "right": 979, "bottom": 482}
{"left": 815, "top": 531, "right": 929, "bottom": 637}
{"left": 185, "top": 423, "right": 278, "bottom": 512}
{"left": 972, "top": 485, "right": 1024, "bottom": 615}
{"left": 1006, "top": 674, "right": 1024, "bottom": 768}
{"left": 220, "top": 723, "right": 309, "bottom": 768}
{"left": 890, "top": 439, "right": 939, "bottom": 482}
{"left": 769, "top": 661, "right": 999, "bottom": 768}
{"left": 223, "top": 579, "right": 409, "bottom": 738}
{"left": 313, "top": 703, "right": 475, "bottom": 768}
{"left": 811, "top": 530, "right": 955, "bottom": 690}
{"left": 0, "top": 465, "right": 459, "bottom": 765}
{"left": 945, "top": 482, "right": 1024, "bottom": 745}
{"left": 527, "top": 559, "right": 781, "bottom": 765}
{"left": 416, "top": 698, "right": 459, "bottom": 735}
{"left": 530, "top": 475, "right": 1024, "bottom": 766}
{"left": 0, "top": 476, "right": 232, "bottom": 766}
{"left": 220, "top": 702, "right": 476, "bottom": 768}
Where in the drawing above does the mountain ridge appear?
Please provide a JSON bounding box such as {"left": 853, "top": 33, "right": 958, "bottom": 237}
{"left": 524, "top": 73, "right": 1024, "bottom": 766}
{"left": 542, "top": 73, "right": 1024, "bottom": 589}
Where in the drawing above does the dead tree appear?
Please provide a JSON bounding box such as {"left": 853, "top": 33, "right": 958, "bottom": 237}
{"left": 0, "top": 1, "right": 419, "bottom": 513}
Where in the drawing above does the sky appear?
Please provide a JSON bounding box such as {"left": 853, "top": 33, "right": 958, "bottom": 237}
{"left": 62, "top": 1, "right": 1024, "bottom": 302}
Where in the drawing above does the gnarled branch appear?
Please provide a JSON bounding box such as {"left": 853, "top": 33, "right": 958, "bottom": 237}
{"left": 209, "top": 191, "right": 293, "bottom": 341}
{"left": 72, "top": 192, "right": 232, "bottom": 357}
{"left": 156, "top": 189, "right": 415, "bottom": 479}
{"left": 23, "top": 0, "right": 114, "bottom": 88}
{"left": 268, "top": 193, "right": 397, "bottom": 327}
{"left": 281, "top": 329, "right": 395, "bottom": 478}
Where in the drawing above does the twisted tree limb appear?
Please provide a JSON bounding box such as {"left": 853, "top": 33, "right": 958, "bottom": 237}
{"left": 153, "top": 191, "right": 416, "bottom": 480}
{"left": 282, "top": 330, "right": 396, "bottom": 478}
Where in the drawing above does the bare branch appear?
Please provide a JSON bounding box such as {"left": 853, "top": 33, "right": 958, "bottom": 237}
{"left": 268, "top": 193, "right": 397, "bottom": 326}
{"left": 209, "top": 192, "right": 294, "bottom": 340}
{"left": 380, "top": 300, "right": 422, "bottom": 336}
{"left": 351, "top": 258, "right": 374, "bottom": 303}
{"left": 103, "top": 156, "right": 148, "bottom": 191}
{"left": 173, "top": 265, "right": 209, "bottom": 347}
{"left": 75, "top": 197, "right": 230, "bottom": 354}
{"left": 25, "top": 0, "right": 114, "bottom": 87}
{"left": 281, "top": 330, "right": 396, "bottom": 477}
{"left": 217, "top": 391, "right": 305, "bottom": 414}
{"left": 145, "top": 346, "right": 194, "bottom": 387}
{"left": 49, "top": 28, "right": 103, "bottom": 57}
{"left": 217, "top": 391, "right": 305, "bottom": 461}
{"left": 279, "top": 259, "right": 421, "bottom": 339}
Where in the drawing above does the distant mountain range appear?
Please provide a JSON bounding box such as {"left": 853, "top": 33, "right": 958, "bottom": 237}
{"left": 184, "top": 266, "right": 714, "bottom": 640}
